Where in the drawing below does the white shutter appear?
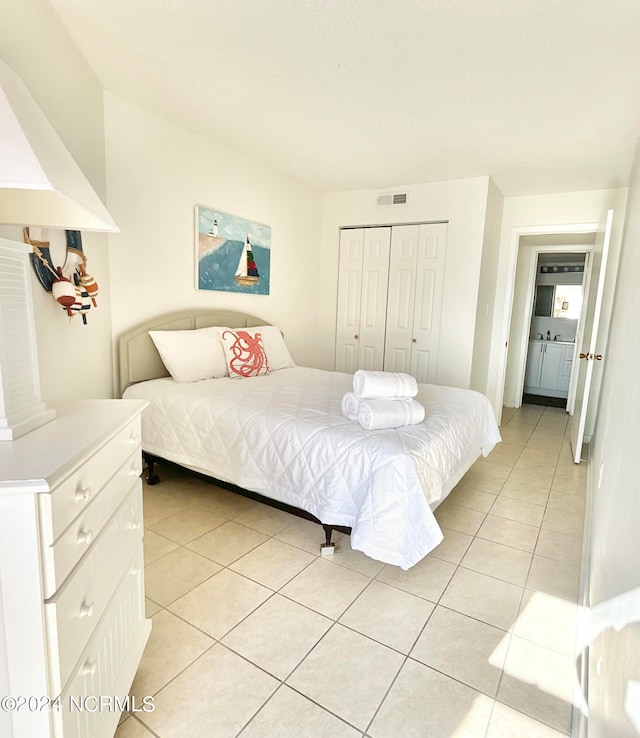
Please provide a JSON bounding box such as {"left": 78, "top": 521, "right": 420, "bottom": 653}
{"left": 0, "top": 238, "right": 54, "bottom": 439}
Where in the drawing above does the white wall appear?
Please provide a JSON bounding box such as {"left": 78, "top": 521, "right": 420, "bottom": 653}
{"left": 529, "top": 317, "right": 578, "bottom": 342}
{"left": 0, "top": 0, "right": 114, "bottom": 406}
{"left": 487, "top": 188, "right": 628, "bottom": 421}
{"left": 503, "top": 243, "right": 537, "bottom": 405}
{"left": 586, "top": 137, "right": 640, "bottom": 738}
{"left": 318, "top": 177, "right": 491, "bottom": 389}
{"left": 470, "top": 178, "right": 504, "bottom": 393}
{"left": 104, "top": 94, "right": 324, "bottom": 382}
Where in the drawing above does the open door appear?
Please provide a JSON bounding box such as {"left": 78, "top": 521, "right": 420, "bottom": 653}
{"left": 570, "top": 209, "right": 614, "bottom": 463}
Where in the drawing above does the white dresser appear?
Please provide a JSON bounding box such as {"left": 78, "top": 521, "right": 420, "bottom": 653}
{"left": 0, "top": 400, "right": 151, "bottom": 738}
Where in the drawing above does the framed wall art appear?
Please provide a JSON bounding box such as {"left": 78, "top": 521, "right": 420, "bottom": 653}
{"left": 195, "top": 204, "right": 271, "bottom": 294}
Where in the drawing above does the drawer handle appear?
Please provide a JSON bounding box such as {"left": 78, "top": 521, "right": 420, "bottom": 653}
{"left": 130, "top": 462, "right": 141, "bottom": 476}
{"left": 129, "top": 433, "right": 140, "bottom": 445}
{"left": 82, "top": 659, "right": 97, "bottom": 676}
{"left": 129, "top": 521, "right": 142, "bottom": 531}
{"left": 75, "top": 486, "right": 91, "bottom": 502}
{"left": 79, "top": 602, "right": 95, "bottom": 618}
{"left": 77, "top": 529, "right": 94, "bottom": 545}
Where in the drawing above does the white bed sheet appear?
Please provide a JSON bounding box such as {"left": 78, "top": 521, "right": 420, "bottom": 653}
{"left": 124, "top": 367, "right": 501, "bottom": 569}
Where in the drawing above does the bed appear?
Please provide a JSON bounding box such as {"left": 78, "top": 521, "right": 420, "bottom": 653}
{"left": 118, "top": 309, "right": 501, "bottom": 569}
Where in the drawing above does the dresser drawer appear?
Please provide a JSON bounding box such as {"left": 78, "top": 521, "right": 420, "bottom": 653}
{"left": 44, "top": 483, "right": 143, "bottom": 696}
{"left": 38, "top": 417, "right": 142, "bottom": 546}
{"left": 52, "top": 547, "right": 150, "bottom": 738}
{"left": 40, "top": 447, "right": 143, "bottom": 599}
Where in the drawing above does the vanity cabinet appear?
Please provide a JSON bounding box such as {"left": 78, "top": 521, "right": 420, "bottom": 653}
{"left": 0, "top": 400, "right": 150, "bottom": 738}
{"left": 524, "top": 341, "right": 574, "bottom": 397}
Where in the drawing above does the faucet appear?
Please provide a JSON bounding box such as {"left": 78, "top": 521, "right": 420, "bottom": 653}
{"left": 554, "top": 334, "right": 561, "bottom": 341}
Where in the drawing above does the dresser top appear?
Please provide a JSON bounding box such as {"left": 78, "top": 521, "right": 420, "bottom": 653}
{"left": 0, "top": 399, "right": 146, "bottom": 493}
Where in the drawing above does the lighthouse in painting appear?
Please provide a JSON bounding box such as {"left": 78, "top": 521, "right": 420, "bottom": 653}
{"left": 234, "top": 235, "right": 260, "bottom": 286}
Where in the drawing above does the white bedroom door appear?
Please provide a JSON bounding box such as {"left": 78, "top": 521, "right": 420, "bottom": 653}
{"left": 335, "top": 227, "right": 391, "bottom": 373}
{"left": 570, "top": 209, "right": 614, "bottom": 463}
{"left": 384, "top": 222, "right": 447, "bottom": 383}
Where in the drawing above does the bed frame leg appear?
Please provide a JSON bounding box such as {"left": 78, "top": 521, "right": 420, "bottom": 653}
{"left": 144, "top": 455, "right": 160, "bottom": 486}
{"left": 320, "top": 525, "right": 335, "bottom": 556}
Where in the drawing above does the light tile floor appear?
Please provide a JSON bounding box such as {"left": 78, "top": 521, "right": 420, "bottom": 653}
{"left": 117, "top": 404, "right": 586, "bottom": 738}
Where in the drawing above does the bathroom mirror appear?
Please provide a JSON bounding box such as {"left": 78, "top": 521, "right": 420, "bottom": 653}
{"left": 534, "top": 284, "right": 583, "bottom": 319}
{"left": 534, "top": 285, "right": 554, "bottom": 317}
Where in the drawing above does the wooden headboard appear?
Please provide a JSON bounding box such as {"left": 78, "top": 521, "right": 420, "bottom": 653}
{"left": 116, "top": 309, "right": 269, "bottom": 397}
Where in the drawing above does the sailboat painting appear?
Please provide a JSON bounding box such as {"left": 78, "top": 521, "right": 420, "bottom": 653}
{"left": 195, "top": 204, "right": 271, "bottom": 294}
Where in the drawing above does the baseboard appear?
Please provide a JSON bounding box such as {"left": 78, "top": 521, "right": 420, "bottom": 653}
{"left": 522, "top": 392, "right": 568, "bottom": 408}
{"left": 573, "top": 444, "right": 595, "bottom": 738}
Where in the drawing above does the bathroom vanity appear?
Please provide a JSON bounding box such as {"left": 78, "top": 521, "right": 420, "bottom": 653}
{"left": 524, "top": 340, "right": 575, "bottom": 398}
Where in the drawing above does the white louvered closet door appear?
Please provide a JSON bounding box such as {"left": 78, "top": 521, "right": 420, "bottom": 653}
{"left": 335, "top": 227, "right": 391, "bottom": 373}
{"left": 384, "top": 222, "right": 447, "bottom": 384}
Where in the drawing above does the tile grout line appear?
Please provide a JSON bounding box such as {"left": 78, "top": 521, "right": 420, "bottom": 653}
{"left": 362, "top": 411, "right": 522, "bottom": 737}
{"left": 488, "top": 408, "right": 575, "bottom": 737}
{"left": 133, "top": 406, "right": 580, "bottom": 738}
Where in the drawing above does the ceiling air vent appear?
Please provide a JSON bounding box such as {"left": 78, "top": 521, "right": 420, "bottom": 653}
{"left": 377, "top": 192, "right": 408, "bottom": 206}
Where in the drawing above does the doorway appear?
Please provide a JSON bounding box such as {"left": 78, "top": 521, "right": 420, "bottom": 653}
{"left": 502, "top": 231, "right": 596, "bottom": 413}
{"left": 522, "top": 252, "right": 587, "bottom": 409}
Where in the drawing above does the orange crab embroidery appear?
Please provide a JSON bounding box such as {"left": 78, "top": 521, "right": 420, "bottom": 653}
{"left": 222, "top": 329, "right": 269, "bottom": 377}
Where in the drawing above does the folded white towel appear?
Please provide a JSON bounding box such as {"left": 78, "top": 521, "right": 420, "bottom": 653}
{"left": 341, "top": 392, "right": 361, "bottom": 421}
{"left": 353, "top": 370, "right": 418, "bottom": 399}
{"left": 358, "top": 398, "right": 426, "bottom": 430}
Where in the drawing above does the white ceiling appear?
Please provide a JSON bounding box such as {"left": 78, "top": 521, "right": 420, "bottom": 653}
{"left": 47, "top": 0, "right": 640, "bottom": 196}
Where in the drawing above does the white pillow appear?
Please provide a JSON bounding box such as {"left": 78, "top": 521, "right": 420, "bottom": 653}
{"left": 253, "top": 325, "right": 295, "bottom": 371}
{"left": 148, "top": 327, "right": 227, "bottom": 382}
{"left": 220, "top": 328, "right": 270, "bottom": 378}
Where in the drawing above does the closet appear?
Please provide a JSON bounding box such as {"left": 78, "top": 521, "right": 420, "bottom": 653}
{"left": 335, "top": 222, "right": 447, "bottom": 383}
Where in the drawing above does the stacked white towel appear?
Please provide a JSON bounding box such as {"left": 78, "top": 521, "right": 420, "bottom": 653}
{"left": 358, "top": 397, "right": 425, "bottom": 430}
{"left": 352, "top": 369, "right": 418, "bottom": 399}
{"left": 342, "top": 370, "right": 425, "bottom": 430}
{"left": 341, "top": 392, "right": 361, "bottom": 421}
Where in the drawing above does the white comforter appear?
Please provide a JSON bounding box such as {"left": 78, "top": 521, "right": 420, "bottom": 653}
{"left": 124, "top": 367, "right": 501, "bottom": 569}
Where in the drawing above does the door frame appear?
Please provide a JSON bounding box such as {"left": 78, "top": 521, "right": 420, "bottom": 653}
{"left": 511, "top": 244, "right": 592, "bottom": 412}
{"left": 495, "top": 221, "right": 599, "bottom": 420}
